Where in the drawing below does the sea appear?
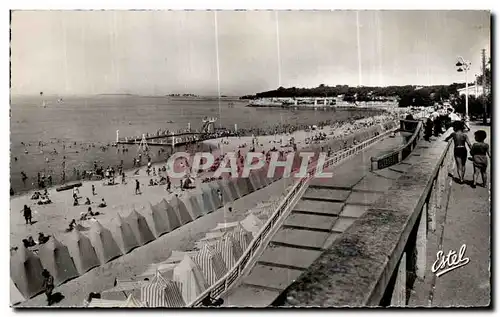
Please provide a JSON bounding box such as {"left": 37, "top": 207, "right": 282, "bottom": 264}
{"left": 10, "top": 95, "right": 384, "bottom": 194}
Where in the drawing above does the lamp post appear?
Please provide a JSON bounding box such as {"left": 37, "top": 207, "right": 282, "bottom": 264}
{"left": 456, "top": 56, "right": 471, "bottom": 118}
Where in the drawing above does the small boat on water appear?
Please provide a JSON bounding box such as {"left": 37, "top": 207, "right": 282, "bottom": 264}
{"left": 56, "top": 182, "right": 82, "bottom": 192}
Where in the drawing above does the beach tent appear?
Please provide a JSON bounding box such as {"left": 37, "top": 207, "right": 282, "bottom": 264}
{"left": 38, "top": 237, "right": 79, "bottom": 286}
{"left": 198, "top": 185, "right": 216, "bottom": 214}
{"left": 141, "top": 272, "right": 185, "bottom": 307}
{"left": 248, "top": 170, "right": 263, "bottom": 190}
{"left": 126, "top": 209, "right": 156, "bottom": 245}
{"left": 181, "top": 193, "right": 203, "bottom": 220}
{"left": 169, "top": 195, "right": 193, "bottom": 226}
{"left": 241, "top": 213, "right": 265, "bottom": 237}
{"left": 194, "top": 231, "right": 226, "bottom": 249}
{"left": 114, "top": 214, "right": 140, "bottom": 254}
{"left": 203, "top": 183, "right": 223, "bottom": 210}
{"left": 234, "top": 177, "right": 251, "bottom": 197}
{"left": 122, "top": 294, "right": 145, "bottom": 307}
{"left": 226, "top": 179, "right": 241, "bottom": 200}
{"left": 10, "top": 247, "right": 45, "bottom": 299}
{"left": 217, "top": 179, "right": 238, "bottom": 203}
{"left": 258, "top": 167, "right": 272, "bottom": 186}
{"left": 70, "top": 230, "right": 100, "bottom": 274}
{"left": 173, "top": 254, "right": 208, "bottom": 305}
{"left": 10, "top": 279, "right": 26, "bottom": 306}
{"left": 164, "top": 250, "right": 199, "bottom": 264}
{"left": 153, "top": 198, "right": 181, "bottom": 233}
{"left": 213, "top": 235, "right": 243, "bottom": 269}
{"left": 101, "top": 279, "right": 144, "bottom": 301}
{"left": 193, "top": 244, "right": 228, "bottom": 286}
{"left": 229, "top": 223, "right": 253, "bottom": 252}
{"left": 87, "top": 298, "right": 127, "bottom": 308}
{"left": 90, "top": 220, "right": 122, "bottom": 264}
{"left": 138, "top": 262, "right": 176, "bottom": 280}
{"left": 210, "top": 221, "right": 240, "bottom": 234}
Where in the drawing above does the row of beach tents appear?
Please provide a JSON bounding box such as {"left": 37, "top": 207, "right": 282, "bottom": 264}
{"left": 10, "top": 168, "right": 276, "bottom": 306}
{"left": 90, "top": 211, "right": 266, "bottom": 307}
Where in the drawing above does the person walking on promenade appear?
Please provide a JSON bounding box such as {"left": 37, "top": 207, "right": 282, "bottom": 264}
{"left": 135, "top": 179, "right": 141, "bottom": 195}
{"left": 42, "top": 269, "right": 55, "bottom": 306}
{"left": 469, "top": 130, "right": 490, "bottom": 188}
{"left": 92, "top": 184, "right": 96, "bottom": 196}
{"left": 445, "top": 121, "right": 472, "bottom": 184}
{"left": 22, "top": 204, "right": 32, "bottom": 225}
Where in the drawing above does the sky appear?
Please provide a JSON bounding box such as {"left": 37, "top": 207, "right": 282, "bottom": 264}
{"left": 10, "top": 10, "right": 490, "bottom": 96}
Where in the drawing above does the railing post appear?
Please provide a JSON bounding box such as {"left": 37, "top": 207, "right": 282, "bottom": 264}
{"left": 390, "top": 252, "right": 407, "bottom": 307}
{"left": 416, "top": 202, "right": 428, "bottom": 279}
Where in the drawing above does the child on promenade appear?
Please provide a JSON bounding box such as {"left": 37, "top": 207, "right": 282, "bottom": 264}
{"left": 469, "top": 130, "right": 490, "bottom": 188}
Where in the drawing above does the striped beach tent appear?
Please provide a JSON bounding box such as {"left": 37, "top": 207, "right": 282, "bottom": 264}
{"left": 206, "top": 182, "right": 223, "bottom": 209}
{"left": 154, "top": 198, "right": 181, "bottom": 232}
{"left": 241, "top": 213, "right": 264, "bottom": 237}
{"left": 126, "top": 209, "right": 155, "bottom": 246}
{"left": 38, "top": 237, "right": 79, "bottom": 286}
{"left": 169, "top": 195, "right": 193, "bottom": 226}
{"left": 90, "top": 220, "right": 122, "bottom": 264}
{"left": 114, "top": 213, "right": 140, "bottom": 254}
{"left": 213, "top": 235, "right": 243, "bottom": 269}
{"left": 229, "top": 223, "right": 253, "bottom": 251}
{"left": 141, "top": 272, "right": 185, "bottom": 307}
{"left": 173, "top": 254, "right": 208, "bottom": 304}
{"left": 181, "top": 193, "right": 203, "bottom": 219}
{"left": 70, "top": 230, "right": 100, "bottom": 274}
{"left": 193, "top": 244, "right": 228, "bottom": 286}
{"left": 10, "top": 247, "right": 45, "bottom": 299}
{"left": 87, "top": 298, "right": 127, "bottom": 308}
{"left": 10, "top": 279, "right": 26, "bottom": 306}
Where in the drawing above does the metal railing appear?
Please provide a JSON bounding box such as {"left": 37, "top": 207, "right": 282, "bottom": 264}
{"left": 371, "top": 120, "right": 423, "bottom": 171}
{"left": 188, "top": 125, "right": 398, "bottom": 307}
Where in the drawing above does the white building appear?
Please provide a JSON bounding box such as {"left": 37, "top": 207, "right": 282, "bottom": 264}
{"left": 457, "top": 84, "right": 484, "bottom": 97}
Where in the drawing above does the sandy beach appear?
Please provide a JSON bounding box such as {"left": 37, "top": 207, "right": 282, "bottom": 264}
{"left": 12, "top": 114, "right": 398, "bottom": 307}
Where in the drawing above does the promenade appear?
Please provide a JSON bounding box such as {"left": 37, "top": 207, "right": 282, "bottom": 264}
{"left": 409, "top": 124, "right": 491, "bottom": 307}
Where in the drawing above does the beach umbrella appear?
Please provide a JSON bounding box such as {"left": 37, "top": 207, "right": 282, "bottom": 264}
{"left": 10, "top": 247, "right": 45, "bottom": 299}
{"left": 168, "top": 195, "right": 193, "bottom": 226}
{"left": 38, "top": 237, "right": 79, "bottom": 286}
{"left": 193, "top": 244, "right": 228, "bottom": 286}
{"left": 126, "top": 209, "right": 156, "bottom": 245}
{"left": 114, "top": 213, "right": 140, "bottom": 253}
{"left": 173, "top": 254, "right": 208, "bottom": 304}
{"left": 70, "top": 230, "right": 100, "bottom": 274}
{"left": 89, "top": 220, "right": 122, "bottom": 264}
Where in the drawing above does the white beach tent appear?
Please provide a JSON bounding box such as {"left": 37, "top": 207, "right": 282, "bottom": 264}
{"left": 10, "top": 247, "right": 45, "bottom": 299}
{"left": 89, "top": 220, "right": 122, "bottom": 264}
{"left": 173, "top": 254, "right": 208, "bottom": 304}
{"left": 10, "top": 279, "right": 26, "bottom": 306}
{"left": 126, "top": 209, "right": 156, "bottom": 246}
{"left": 153, "top": 198, "right": 182, "bottom": 232}
{"left": 37, "top": 237, "right": 79, "bottom": 286}
{"left": 70, "top": 230, "right": 100, "bottom": 274}
{"left": 181, "top": 193, "right": 203, "bottom": 220}
{"left": 113, "top": 213, "right": 140, "bottom": 254}
{"left": 241, "top": 213, "right": 265, "bottom": 237}
{"left": 193, "top": 244, "right": 228, "bottom": 286}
